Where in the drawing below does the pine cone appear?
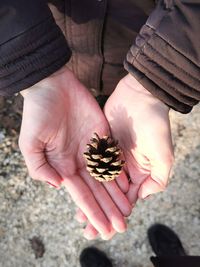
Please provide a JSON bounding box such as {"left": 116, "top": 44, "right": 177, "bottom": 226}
{"left": 84, "top": 133, "right": 125, "bottom": 182}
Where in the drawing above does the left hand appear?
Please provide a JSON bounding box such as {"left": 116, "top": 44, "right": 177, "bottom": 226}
{"left": 104, "top": 74, "right": 174, "bottom": 205}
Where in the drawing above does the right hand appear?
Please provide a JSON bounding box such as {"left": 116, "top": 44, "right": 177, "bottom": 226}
{"left": 19, "top": 66, "right": 131, "bottom": 238}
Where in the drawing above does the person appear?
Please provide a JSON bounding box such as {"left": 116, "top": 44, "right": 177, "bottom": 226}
{"left": 79, "top": 224, "right": 200, "bottom": 267}
{"left": 0, "top": 0, "right": 199, "bottom": 240}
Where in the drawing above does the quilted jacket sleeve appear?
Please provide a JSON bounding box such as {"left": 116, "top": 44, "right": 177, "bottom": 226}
{"left": 124, "top": 0, "right": 200, "bottom": 113}
{"left": 0, "top": 0, "right": 71, "bottom": 96}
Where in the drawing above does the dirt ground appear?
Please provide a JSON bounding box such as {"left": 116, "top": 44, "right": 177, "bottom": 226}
{"left": 0, "top": 95, "right": 199, "bottom": 267}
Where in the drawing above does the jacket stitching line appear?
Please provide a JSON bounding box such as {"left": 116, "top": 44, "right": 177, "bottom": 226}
{"left": 1, "top": 27, "right": 60, "bottom": 67}
{"left": 96, "top": 0, "right": 108, "bottom": 91}
{"left": 1, "top": 33, "right": 63, "bottom": 71}
{"left": 138, "top": 51, "right": 200, "bottom": 98}
{"left": 63, "top": 0, "right": 66, "bottom": 37}
{"left": 145, "top": 22, "right": 156, "bottom": 31}
{"left": 0, "top": 35, "right": 67, "bottom": 80}
{"left": 134, "top": 57, "right": 198, "bottom": 105}
{"left": 0, "top": 53, "right": 68, "bottom": 91}
{"left": 131, "top": 6, "right": 171, "bottom": 65}
{"left": 145, "top": 42, "right": 200, "bottom": 84}
{"left": 125, "top": 60, "right": 191, "bottom": 111}
{"left": 0, "top": 16, "right": 53, "bottom": 47}
{"left": 130, "top": 25, "right": 155, "bottom": 65}
{"left": 154, "top": 32, "right": 200, "bottom": 68}
{"left": 68, "top": 0, "right": 75, "bottom": 74}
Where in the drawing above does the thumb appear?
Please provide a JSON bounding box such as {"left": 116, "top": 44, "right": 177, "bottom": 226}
{"left": 30, "top": 160, "right": 63, "bottom": 188}
{"left": 138, "top": 157, "right": 173, "bottom": 199}
{"left": 20, "top": 144, "right": 63, "bottom": 188}
{"left": 138, "top": 175, "right": 166, "bottom": 199}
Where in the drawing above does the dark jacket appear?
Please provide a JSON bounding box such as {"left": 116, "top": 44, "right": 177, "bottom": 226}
{"left": 0, "top": 0, "right": 199, "bottom": 113}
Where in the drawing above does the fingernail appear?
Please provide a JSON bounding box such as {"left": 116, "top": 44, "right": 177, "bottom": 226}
{"left": 101, "top": 231, "right": 115, "bottom": 240}
{"left": 113, "top": 220, "right": 127, "bottom": 233}
{"left": 84, "top": 232, "right": 97, "bottom": 240}
{"left": 46, "top": 182, "right": 58, "bottom": 188}
{"left": 140, "top": 189, "right": 163, "bottom": 199}
{"left": 143, "top": 194, "right": 151, "bottom": 200}
{"left": 75, "top": 215, "right": 86, "bottom": 224}
{"left": 101, "top": 235, "right": 111, "bottom": 240}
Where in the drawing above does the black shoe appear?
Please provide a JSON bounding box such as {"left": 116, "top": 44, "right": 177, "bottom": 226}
{"left": 148, "top": 224, "right": 186, "bottom": 257}
{"left": 79, "top": 247, "right": 113, "bottom": 267}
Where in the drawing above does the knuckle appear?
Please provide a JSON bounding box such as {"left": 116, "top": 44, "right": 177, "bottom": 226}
{"left": 161, "top": 183, "right": 167, "bottom": 191}
{"left": 167, "top": 154, "right": 174, "bottom": 166}
{"left": 91, "top": 209, "right": 102, "bottom": 219}
{"left": 107, "top": 203, "right": 118, "bottom": 216}
{"left": 158, "top": 179, "right": 168, "bottom": 191}
{"left": 18, "top": 137, "right": 34, "bottom": 156}
{"left": 161, "top": 153, "right": 174, "bottom": 169}
{"left": 92, "top": 183, "right": 105, "bottom": 196}
{"left": 28, "top": 168, "right": 41, "bottom": 181}
{"left": 18, "top": 140, "right": 29, "bottom": 156}
{"left": 78, "top": 191, "right": 90, "bottom": 204}
{"left": 28, "top": 171, "right": 37, "bottom": 180}
{"left": 107, "top": 185, "right": 119, "bottom": 196}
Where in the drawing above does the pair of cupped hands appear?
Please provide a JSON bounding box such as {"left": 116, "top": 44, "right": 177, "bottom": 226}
{"left": 19, "top": 66, "right": 174, "bottom": 240}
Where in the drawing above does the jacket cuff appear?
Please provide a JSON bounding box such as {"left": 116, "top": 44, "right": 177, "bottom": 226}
{"left": 124, "top": 2, "right": 200, "bottom": 114}
{"left": 0, "top": 16, "right": 71, "bottom": 96}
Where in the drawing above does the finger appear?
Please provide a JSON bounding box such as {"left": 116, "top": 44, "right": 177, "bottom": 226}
{"left": 83, "top": 223, "right": 117, "bottom": 240}
{"left": 103, "top": 180, "right": 132, "bottom": 217}
{"left": 75, "top": 208, "right": 88, "bottom": 223}
{"left": 76, "top": 209, "right": 117, "bottom": 240}
{"left": 101, "top": 227, "right": 117, "bottom": 240}
{"left": 125, "top": 156, "right": 149, "bottom": 203}
{"left": 115, "top": 170, "right": 129, "bottom": 193}
{"left": 139, "top": 156, "right": 173, "bottom": 199}
{"left": 77, "top": 210, "right": 117, "bottom": 240}
{"left": 26, "top": 156, "right": 63, "bottom": 187}
{"left": 19, "top": 141, "right": 63, "bottom": 187}
{"left": 126, "top": 182, "right": 140, "bottom": 205}
{"left": 151, "top": 156, "right": 173, "bottom": 188}
{"left": 62, "top": 175, "right": 111, "bottom": 236}
{"left": 83, "top": 224, "right": 99, "bottom": 240}
{"left": 81, "top": 170, "right": 127, "bottom": 233}
{"left": 138, "top": 175, "right": 166, "bottom": 199}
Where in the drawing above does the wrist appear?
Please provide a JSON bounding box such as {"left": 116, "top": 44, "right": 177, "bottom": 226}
{"left": 122, "top": 74, "right": 169, "bottom": 112}
{"left": 123, "top": 74, "right": 154, "bottom": 97}
{"left": 20, "top": 65, "right": 71, "bottom": 98}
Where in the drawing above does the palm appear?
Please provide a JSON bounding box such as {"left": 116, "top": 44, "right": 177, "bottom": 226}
{"left": 37, "top": 78, "right": 108, "bottom": 178}
{"left": 104, "top": 74, "right": 174, "bottom": 204}
{"left": 19, "top": 67, "right": 131, "bottom": 237}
